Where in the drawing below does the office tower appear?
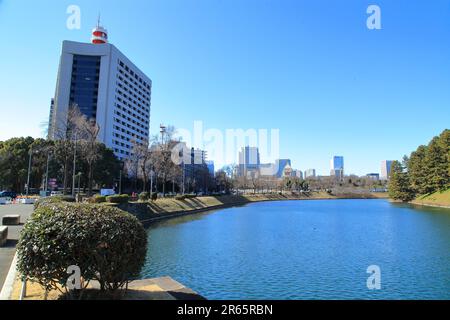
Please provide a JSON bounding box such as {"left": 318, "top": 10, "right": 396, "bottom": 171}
{"left": 330, "top": 156, "right": 344, "bottom": 179}
{"left": 305, "top": 169, "right": 316, "bottom": 179}
{"left": 275, "top": 159, "right": 292, "bottom": 178}
{"left": 238, "top": 147, "right": 260, "bottom": 177}
{"left": 49, "top": 22, "right": 152, "bottom": 161}
{"left": 381, "top": 160, "right": 393, "bottom": 180}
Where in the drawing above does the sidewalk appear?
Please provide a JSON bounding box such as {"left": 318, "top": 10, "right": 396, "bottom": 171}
{"left": 0, "top": 204, "right": 34, "bottom": 291}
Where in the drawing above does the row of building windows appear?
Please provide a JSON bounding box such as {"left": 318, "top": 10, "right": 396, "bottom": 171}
{"left": 114, "top": 110, "right": 148, "bottom": 131}
{"left": 115, "top": 103, "right": 147, "bottom": 124}
{"left": 116, "top": 76, "right": 150, "bottom": 106}
{"left": 113, "top": 125, "right": 145, "bottom": 142}
{"left": 113, "top": 139, "right": 131, "bottom": 150}
{"left": 113, "top": 105, "right": 148, "bottom": 132}
{"left": 117, "top": 64, "right": 151, "bottom": 98}
{"left": 113, "top": 118, "right": 148, "bottom": 138}
{"left": 116, "top": 95, "right": 149, "bottom": 116}
{"left": 115, "top": 88, "right": 150, "bottom": 115}
{"left": 116, "top": 81, "right": 150, "bottom": 113}
{"left": 113, "top": 147, "right": 131, "bottom": 157}
{"left": 118, "top": 60, "right": 151, "bottom": 92}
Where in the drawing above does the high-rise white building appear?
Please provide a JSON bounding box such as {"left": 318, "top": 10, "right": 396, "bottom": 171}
{"left": 49, "top": 22, "right": 152, "bottom": 161}
{"left": 238, "top": 147, "right": 260, "bottom": 177}
{"left": 304, "top": 169, "right": 316, "bottom": 179}
{"left": 381, "top": 160, "right": 393, "bottom": 180}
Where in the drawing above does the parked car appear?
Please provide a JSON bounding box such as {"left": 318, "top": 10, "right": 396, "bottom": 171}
{"left": 50, "top": 191, "right": 64, "bottom": 197}
{"left": 0, "top": 191, "right": 17, "bottom": 199}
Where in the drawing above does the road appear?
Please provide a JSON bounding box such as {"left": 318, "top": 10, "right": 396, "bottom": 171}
{"left": 0, "top": 204, "right": 34, "bottom": 291}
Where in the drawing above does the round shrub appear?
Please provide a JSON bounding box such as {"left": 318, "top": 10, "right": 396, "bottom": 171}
{"left": 138, "top": 192, "right": 149, "bottom": 201}
{"left": 17, "top": 203, "right": 147, "bottom": 293}
{"left": 89, "top": 195, "right": 106, "bottom": 204}
{"left": 34, "top": 195, "right": 76, "bottom": 209}
{"left": 150, "top": 192, "right": 158, "bottom": 201}
{"left": 106, "top": 194, "right": 129, "bottom": 204}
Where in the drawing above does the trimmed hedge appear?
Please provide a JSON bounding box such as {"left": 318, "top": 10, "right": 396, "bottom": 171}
{"left": 106, "top": 194, "right": 130, "bottom": 204}
{"left": 138, "top": 192, "right": 149, "bottom": 201}
{"left": 174, "top": 194, "right": 197, "bottom": 201}
{"left": 34, "top": 196, "right": 76, "bottom": 209}
{"left": 89, "top": 195, "right": 106, "bottom": 203}
{"left": 17, "top": 203, "right": 147, "bottom": 294}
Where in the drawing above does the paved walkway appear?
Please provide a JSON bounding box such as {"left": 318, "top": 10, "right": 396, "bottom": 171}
{"left": 10, "top": 276, "right": 205, "bottom": 300}
{"left": 0, "top": 204, "right": 34, "bottom": 291}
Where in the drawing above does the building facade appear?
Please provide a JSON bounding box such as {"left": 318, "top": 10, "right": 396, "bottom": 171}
{"left": 49, "top": 24, "right": 152, "bottom": 161}
{"left": 381, "top": 160, "right": 393, "bottom": 180}
{"left": 330, "top": 156, "right": 344, "bottom": 179}
{"left": 238, "top": 146, "right": 261, "bottom": 177}
{"left": 304, "top": 169, "right": 316, "bottom": 179}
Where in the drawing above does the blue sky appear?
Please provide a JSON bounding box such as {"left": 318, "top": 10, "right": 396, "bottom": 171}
{"left": 0, "top": 0, "right": 449, "bottom": 175}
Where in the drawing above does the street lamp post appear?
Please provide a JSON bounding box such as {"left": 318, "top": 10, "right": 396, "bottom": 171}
{"left": 26, "top": 147, "right": 32, "bottom": 196}
{"left": 77, "top": 172, "right": 82, "bottom": 201}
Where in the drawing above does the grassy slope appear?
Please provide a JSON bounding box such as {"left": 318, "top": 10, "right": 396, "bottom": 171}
{"left": 119, "top": 191, "right": 388, "bottom": 221}
{"left": 411, "top": 189, "right": 450, "bottom": 208}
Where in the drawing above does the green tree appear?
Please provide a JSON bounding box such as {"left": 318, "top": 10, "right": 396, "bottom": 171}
{"left": 408, "top": 145, "right": 428, "bottom": 195}
{"left": 438, "top": 129, "right": 450, "bottom": 184}
{"left": 424, "top": 135, "right": 448, "bottom": 192}
{"left": 0, "top": 137, "right": 34, "bottom": 192}
{"left": 388, "top": 160, "right": 414, "bottom": 201}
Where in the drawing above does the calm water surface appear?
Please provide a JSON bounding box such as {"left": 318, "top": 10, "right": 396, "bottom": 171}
{"left": 140, "top": 199, "right": 450, "bottom": 299}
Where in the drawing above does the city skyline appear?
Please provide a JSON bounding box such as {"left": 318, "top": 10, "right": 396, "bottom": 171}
{"left": 0, "top": 1, "right": 449, "bottom": 175}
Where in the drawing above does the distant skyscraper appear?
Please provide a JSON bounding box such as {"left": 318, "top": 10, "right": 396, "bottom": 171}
{"left": 381, "top": 160, "right": 393, "bottom": 180}
{"left": 293, "top": 170, "right": 303, "bottom": 179}
{"left": 238, "top": 146, "right": 260, "bottom": 177}
{"left": 330, "top": 156, "right": 344, "bottom": 179}
{"left": 49, "top": 21, "right": 152, "bottom": 161}
{"left": 275, "top": 159, "right": 292, "bottom": 178}
{"left": 206, "top": 160, "right": 215, "bottom": 177}
{"left": 305, "top": 169, "right": 316, "bottom": 179}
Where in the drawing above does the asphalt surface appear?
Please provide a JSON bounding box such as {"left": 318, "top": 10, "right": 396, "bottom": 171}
{"left": 0, "top": 204, "right": 34, "bottom": 291}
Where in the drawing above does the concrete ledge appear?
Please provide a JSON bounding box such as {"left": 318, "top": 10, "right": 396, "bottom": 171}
{"left": 0, "top": 226, "right": 7, "bottom": 247}
{"left": 2, "top": 215, "right": 20, "bottom": 226}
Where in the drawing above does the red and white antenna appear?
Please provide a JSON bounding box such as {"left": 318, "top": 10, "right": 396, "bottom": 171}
{"left": 91, "top": 14, "right": 108, "bottom": 44}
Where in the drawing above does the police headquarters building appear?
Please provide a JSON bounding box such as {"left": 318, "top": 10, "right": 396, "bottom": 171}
{"left": 49, "top": 22, "right": 152, "bottom": 161}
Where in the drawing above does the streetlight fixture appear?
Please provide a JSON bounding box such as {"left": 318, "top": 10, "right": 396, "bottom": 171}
{"left": 77, "top": 172, "right": 82, "bottom": 201}
{"left": 26, "top": 147, "right": 33, "bottom": 196}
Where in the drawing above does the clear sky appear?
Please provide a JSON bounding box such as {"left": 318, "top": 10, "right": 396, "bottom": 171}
{"left": 0, "top": 0, "right": 449, "bottom": 175}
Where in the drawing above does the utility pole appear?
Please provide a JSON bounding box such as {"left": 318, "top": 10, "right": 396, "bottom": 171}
{"left": 26, "top": 147, "right": 32, "bottom": 196}
{"left": 72, "top": 134, "right": 77, "bottom": 197}
{"left": 160, "top": 124, "right": 166, "bottom": 145}
{"left": 77, "top": 172, "right": 82, "bottom": 201}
